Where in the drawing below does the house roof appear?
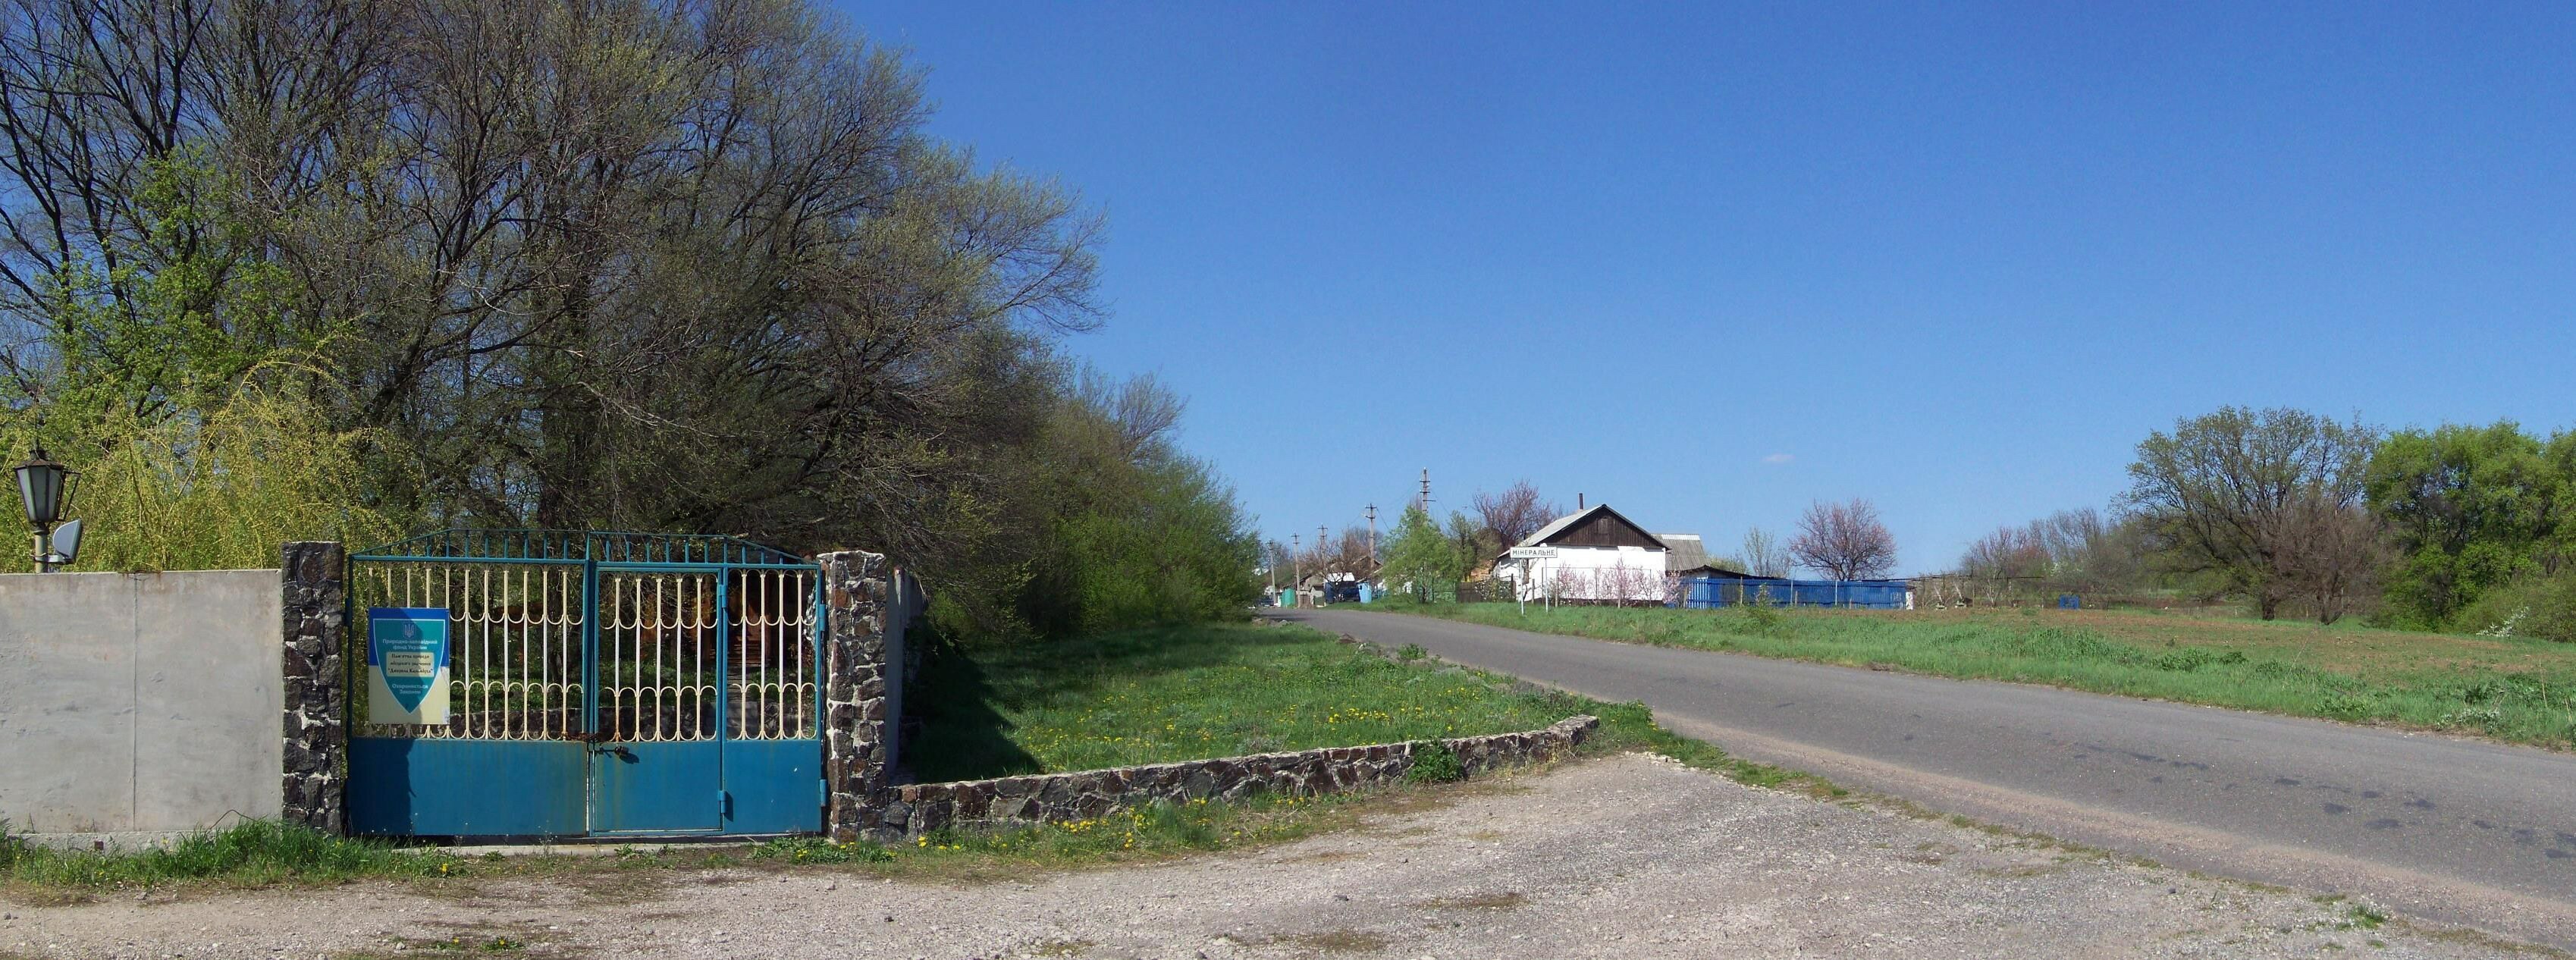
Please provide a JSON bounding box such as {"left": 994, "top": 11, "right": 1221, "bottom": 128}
{"left": 1511, "top": 504, "right": 1669, "bottom": 552}
{"left": 1658, "top": 533, "right": 1709, "bottom": 571}
{"left": 1671, "top": 561, "right": 1760, "bottom": 579}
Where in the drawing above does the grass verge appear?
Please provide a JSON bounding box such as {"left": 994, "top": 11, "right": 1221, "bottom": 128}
{"left": 1382, "top": 603, "right": 2576, "bottom": 748}
{"left": 911, "top": 620, "right": 1592, "bottom": 781}
{"left": 2, "top": 619, "right": 1823, "bottom": 898}
{"left": 4, "top": 776, "right": 1517, "bottom": 899}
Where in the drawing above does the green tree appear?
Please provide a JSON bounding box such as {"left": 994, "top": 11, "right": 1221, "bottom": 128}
{"left": 1379, "top": 504, "right": 1461, "bottom": 603}
{"left": 2125, "top": 407, "right": 2380, "bottom": 621}
{"left": 0, "top": 0, "right": 1264, "bottom": 642}
{"left": 2364, "top": 421, "right": 2572, "bottom": 629}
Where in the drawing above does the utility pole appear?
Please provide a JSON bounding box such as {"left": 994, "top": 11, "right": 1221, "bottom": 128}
{"left": 1364, "top": 504, "right": 1378, "bottom": 573}
{"left": 1291, "top": 532, "right": 1301, "bottom": 608}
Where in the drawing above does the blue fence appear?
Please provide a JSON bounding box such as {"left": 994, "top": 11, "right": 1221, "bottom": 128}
{"left": 1674, "top": 576, "right": 1912, "bottom": 610}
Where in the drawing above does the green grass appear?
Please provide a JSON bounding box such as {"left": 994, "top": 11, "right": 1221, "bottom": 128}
{"left": 909, "top": 617, "right": 1834, "bottom": 794}
{"left": 3, "top": 620, "right": 1815, "bottom": 897}
{"left": 910, "top": 620, "right": 1590, "bottom": 781}
{"left": 0, "top": 797, "right": 1343, "bottom": 896}
{"left": 1385, "top": 603, "right": 2576, "bottom": 748}
{"left": 0, "top": 818, "right": 463, "bottom": 893}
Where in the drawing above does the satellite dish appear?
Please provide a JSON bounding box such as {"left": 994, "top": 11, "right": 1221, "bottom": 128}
{"left": 52, "top": 518, "right": 80, "bottom": 563}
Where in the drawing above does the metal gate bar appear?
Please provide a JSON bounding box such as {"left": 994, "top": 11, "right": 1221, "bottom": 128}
{"left": 344, "top": 531, "right": 825, "bottom": 839}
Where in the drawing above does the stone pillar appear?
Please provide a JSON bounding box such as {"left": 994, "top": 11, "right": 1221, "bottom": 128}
{"left": 820, "top": 550, "right": 896, "bottom": 841}
{"left": 281, "top": 541, "right": 347, "bottom": 834}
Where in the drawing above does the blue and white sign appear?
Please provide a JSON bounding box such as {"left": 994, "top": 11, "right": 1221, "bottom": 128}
{"left": 367, "top": 607, "right": 452, "bottom": 726}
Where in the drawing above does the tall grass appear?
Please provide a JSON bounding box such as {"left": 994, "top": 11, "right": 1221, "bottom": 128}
{"left": 0, "top": 819, "right": 457, "bottom": 889}
{"left": 1395, "top": 604, "right": 2576, "bottom": 748}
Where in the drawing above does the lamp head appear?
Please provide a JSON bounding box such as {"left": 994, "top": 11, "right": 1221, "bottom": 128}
{"left": 14, "top": 446, "right": 75, "bottom": 529}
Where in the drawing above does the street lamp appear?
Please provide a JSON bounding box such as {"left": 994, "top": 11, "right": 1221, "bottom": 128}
{"left": 14, "top": 446, "right": 79, "bottom": 572}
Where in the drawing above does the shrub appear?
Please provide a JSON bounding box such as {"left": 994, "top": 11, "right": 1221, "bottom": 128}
{"left": 1406, "top": 741, "right": 1464, "bottom": 783}
{"left": 0, "top": 372, "right": 409, "bottom": 573}
{"left": 2455, "top": 570, "right": 2576, "bottom": 642}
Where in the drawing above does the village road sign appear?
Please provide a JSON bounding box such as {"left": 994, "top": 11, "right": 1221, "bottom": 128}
{"left": 366, "top": 607, "right": 452, "bottom": 726}
{"left": 1507, "top": 547, "right": 1558, "bottom": 560}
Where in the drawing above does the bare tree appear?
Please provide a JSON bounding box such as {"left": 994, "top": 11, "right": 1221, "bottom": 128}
{"left": 1739, "top": 526, "right": 1791, "bottom": 578}
{"left": 1961, "top": 525, "right": 2049, "bottom": 581}
{"left": 1789, "top": 499, "right": 1899, "bottom": 579}
{"left": 1956, "top": 507, "right": 2152, "bottom": 598}
{"left": 2268, "top": 494, "right": 2388, "bottom": 624}
{"left": 1473, "top": 481, "right": 1562, "bottom": 549}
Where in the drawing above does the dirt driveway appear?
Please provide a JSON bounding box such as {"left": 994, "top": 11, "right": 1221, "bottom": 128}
{"left": 3, "top": 754, "right": 2543, "bottom": 958}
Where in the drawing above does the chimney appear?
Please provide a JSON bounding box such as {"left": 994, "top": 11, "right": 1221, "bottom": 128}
{"left": 1579, "top": 493, "right": 1586, "bottom": 510}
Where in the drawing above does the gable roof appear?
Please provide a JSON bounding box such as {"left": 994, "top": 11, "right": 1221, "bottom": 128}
{"left": 1657, "top": 533, "right": 1708, "bottom": 571}
{"left": 1512, "top": 503, "right": 1669, "bottom": 552}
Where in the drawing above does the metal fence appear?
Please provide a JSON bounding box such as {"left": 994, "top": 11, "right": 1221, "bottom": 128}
{"left": 1674, "top": 576, "right": 1912, "bottom": 610}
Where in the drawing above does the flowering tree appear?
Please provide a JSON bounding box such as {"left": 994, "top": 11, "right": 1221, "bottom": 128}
{"left": 1790, "top": 498, "right": 1899, "bottom": 579}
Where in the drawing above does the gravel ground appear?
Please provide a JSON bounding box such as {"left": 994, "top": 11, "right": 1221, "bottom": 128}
{"left": 3, "top": 753, "right": 2548, "bottom": 959}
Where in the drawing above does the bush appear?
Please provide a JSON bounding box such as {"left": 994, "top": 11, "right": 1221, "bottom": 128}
{"left": 1405, "top": 741, "right": 1464, "bottom": 783}
{"left": 0, "top": 372, "right": 409, "bottom": 573}
{"left": 2454, "top": 570, "right": 2576, "bottom": 642}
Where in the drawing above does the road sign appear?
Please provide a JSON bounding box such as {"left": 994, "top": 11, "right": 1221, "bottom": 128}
{"left": 1508, "top": 546, "right": 1558, "bottom": 559}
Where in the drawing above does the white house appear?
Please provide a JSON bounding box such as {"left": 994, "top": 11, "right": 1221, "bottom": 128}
{"left": 1493, "top": 504, "right": 1670, "bottom": 603}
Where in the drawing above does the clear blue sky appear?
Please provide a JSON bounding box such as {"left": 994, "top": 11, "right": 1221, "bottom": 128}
{"left": 836, "top": 1, "right": 2576, "bottom": 574}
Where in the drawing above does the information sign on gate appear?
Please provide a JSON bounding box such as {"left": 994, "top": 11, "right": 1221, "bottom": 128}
{"left": 367, "top": 607, "right": 452, "bottom": 726}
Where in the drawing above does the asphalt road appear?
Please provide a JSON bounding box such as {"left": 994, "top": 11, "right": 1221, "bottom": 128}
{"left": 1282, "top": 607, "right": 2576, "bottom": 949}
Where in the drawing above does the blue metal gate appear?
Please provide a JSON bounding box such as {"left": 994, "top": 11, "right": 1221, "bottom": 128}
{"left": 346, "top": 531, "right": 825, "bottom": 839}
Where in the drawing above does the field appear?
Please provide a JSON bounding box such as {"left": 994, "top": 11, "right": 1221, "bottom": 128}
{"left": 908, "top": 620, "right": 1609, "bottom": 783}
{"left": 1392, "top": 603, "right": 2576, "bottom": 748}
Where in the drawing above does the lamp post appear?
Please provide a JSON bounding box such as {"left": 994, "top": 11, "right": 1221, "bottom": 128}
{"left": 14, "top": 446, "right": 77, "bottom": 573}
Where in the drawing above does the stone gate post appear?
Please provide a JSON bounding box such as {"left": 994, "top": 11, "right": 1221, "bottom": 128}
{"left": 281, "top": 541, "right": 347, "bottom": 834}
{"left": 820, "top": 550, "right": 898, "bottom": 841}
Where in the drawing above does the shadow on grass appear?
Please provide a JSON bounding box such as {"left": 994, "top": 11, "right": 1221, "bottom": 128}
{"left": 906, "top": 626, "right": 1043, "bottom": 783}
{"left": 905, "top": 620, "right": 1403, "bottom": 783}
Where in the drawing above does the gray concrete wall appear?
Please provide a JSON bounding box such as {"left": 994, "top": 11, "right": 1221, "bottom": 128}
{"left": 0, "top": 569, "right": 284, "bottom": 847}
{"left": 883, "top": 569, "right": 924, "bottom": 774}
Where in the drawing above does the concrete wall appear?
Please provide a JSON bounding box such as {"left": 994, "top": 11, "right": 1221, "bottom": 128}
{"left": 882, "top": 569, "right": 925, "bottom": 774}
{"left": 0, "top": 569, "right": 284, "bottom": 846}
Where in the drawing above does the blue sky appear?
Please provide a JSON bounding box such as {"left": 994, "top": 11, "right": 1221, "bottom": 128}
{"left": 837, "top": 2, "right": 2576, "bottom": 573}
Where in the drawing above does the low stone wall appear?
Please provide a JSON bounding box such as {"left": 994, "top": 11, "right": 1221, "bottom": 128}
{"left": 882, "top": 714, "right": 1599, "bottom": 836}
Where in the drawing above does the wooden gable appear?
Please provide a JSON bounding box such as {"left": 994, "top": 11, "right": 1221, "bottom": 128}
{"left": 1539, "top": 505, "right": 1668, "bottom": 551}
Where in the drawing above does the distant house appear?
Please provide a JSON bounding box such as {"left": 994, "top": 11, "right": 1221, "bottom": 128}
{"left": 1493, "top": 504, "right": 1670, "bottom": 603}
{"left": 1655, "top": 533, "right": 1757, "bottom": 580}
